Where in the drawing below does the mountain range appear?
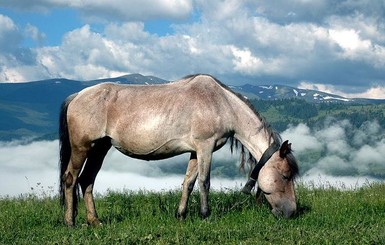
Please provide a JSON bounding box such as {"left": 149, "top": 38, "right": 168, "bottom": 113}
{"left": 0, "top": 73, "right": 384, "bottom": 141}
{"left": 230, "top": 84, "right": 385, "bottom": 104}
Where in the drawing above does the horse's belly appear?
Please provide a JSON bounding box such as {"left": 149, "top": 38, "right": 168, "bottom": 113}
{"left": 111, "top": 138, "right": 193, "bottom": 160}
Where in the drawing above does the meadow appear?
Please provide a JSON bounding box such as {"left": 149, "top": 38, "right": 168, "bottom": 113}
{"left": 1, "top": 182, "right": 384, "bottom": 244}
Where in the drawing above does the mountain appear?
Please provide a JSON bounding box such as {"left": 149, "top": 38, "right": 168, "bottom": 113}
{"left": 0, "top": 74, "right": 384, "bottom": 141}
{"left": 230, "top": 84, "right": 385, "bottom": 104}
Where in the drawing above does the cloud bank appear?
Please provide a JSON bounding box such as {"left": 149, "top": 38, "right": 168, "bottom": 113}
{"left": 1, "top": 118, "right": 383, "bottom": 197}
{"left": 0, "top": 1, "right": 385, "bottom": 97}
{"left": 0, "top": 140, "right": 242, "bottom": 197}
{"left": 282, "top": 119, "right": 385, "bottom": 178}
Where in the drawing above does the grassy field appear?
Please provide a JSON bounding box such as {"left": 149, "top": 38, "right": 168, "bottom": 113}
{"left": 1, "top": 183, "right": 384, "bottom": 244}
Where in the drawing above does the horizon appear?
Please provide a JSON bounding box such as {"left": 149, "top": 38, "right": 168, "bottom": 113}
{"left": 3, "top": 72, "right": 385, "bottom": 101}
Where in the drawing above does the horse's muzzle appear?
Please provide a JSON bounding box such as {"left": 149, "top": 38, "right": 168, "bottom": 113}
{"left": 272, "top": 201, "right": 297, "bottom": 219}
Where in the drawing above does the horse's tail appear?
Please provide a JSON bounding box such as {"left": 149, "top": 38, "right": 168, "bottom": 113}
{"left": 59, "top": 94, "right": 77, "bottom": 207}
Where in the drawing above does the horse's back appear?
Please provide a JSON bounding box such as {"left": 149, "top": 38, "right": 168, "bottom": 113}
{"left": 66, "top": 75, "right": 234, "bottom": 157}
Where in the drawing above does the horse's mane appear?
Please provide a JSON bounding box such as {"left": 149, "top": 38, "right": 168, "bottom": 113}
{"left": 183, "top": 74, "right": 299, "bottom": 179}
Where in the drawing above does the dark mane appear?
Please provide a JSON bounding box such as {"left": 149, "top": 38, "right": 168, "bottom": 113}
{"left": 184, "top": 74, "right": 299, "bottom": 179}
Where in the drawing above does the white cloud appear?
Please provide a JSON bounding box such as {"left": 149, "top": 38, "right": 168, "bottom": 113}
{"left": 36, "top": 24, "right": 147, "bottom": 80}
{"left": 315, "top": 120, "right": 352, "bottom": 157}
{"left": 354, "top": 144, "right": 383, "bottom": 168}
{"left": 0, "top": 1, "right": 385, "bottom": 93}
{"left": 0, "top": 137, "right": 381, "bottom": 197}
{"left": 1, "top": 0, "right": 194, "bottom": 21}
{"left": 0, "top": 139, "right": 242, "bottom": 197}
{"left": 281, "top": 120, "right": 385, "bottom": 178}
{"left": 25, "top": 23, "right": 46, "bottom": 45}
{"left": 328, "top": 27, "right": 385, "bottom": 68}
{"left": 298, "top": 81, "right": 338, "bottom": 95}
{"left": 281, "top": 123, "right": 322, "bottom": 153}
{"left": 0, "top": 14, "right": 21, "bottom": 51}
{"left": 230, "top": 46, "right": 263, "bottom": 74}
{"left": 325, "top": 14, "right": 385, "bottom": 70}
{"left": 0, "top": 14, "right": 47, "bottom": 82}
{"left": 73, "top": 0, "right": 193, "bottom": 21}
{"left": 350, "top": 86, "right": 385, "bottom": 99}
{"left": 329, "top": 29, "right": 371, "bottom": 51}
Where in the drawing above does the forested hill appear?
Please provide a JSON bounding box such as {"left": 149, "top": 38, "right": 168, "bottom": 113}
{"left": 249, "top": 99, "right": 385, "bottom": 132}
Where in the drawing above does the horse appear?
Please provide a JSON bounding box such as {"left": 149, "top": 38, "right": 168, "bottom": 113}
{"left": 59, "top": 74, "right": 299, "bottom": 226}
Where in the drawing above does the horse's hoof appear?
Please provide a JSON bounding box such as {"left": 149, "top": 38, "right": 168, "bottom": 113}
{"left": 65, "top": 224, "right": 75, "bottom": 228}
{"left": 200, "top": 209, "right": 211, "bottom": 219}
{"left": 64, "top": 220, "right": 75, "bottom": 227}
{"left": 175, "top": 209, "right": 187, "bottom": 220}
{"left": 88, "top": 218, "right": 103, "bottom": 227}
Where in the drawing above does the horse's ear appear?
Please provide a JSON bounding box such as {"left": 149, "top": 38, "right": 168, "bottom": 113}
{"left": 279, "top": 140, "right": 292, "bottom": 158}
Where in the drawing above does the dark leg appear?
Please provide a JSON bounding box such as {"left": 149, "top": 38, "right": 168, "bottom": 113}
{"left": 78, "top": 138, "right": 111, "bottom": 226}
{"left": 256, "top": 187, "right": 263, "bottom": 205}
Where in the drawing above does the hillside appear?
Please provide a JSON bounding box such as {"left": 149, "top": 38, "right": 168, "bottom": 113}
{"left": 0, "top": 74, "right": 384, "bottom": 141}
{"left": 250, "top": 99, "right": 385, "bottom": 132}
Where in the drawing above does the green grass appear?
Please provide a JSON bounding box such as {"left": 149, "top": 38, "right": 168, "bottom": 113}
{"left": 1, "top": 183, "right": 384, "bottom": 244}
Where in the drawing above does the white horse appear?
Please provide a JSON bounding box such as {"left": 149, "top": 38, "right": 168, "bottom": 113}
{"left": 59, "top": 74, "right": 299, "bottom": 226}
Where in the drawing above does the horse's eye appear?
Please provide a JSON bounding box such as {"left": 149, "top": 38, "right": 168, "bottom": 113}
{"left": 281, "top": 175, "right": 290, "bottom": 181}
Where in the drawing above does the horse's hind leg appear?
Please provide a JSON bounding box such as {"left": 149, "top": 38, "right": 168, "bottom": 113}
{"left": 78, "top": 138, "right": 111, "bottom": 226}
{"left": 177, "top": 152, "right": 198, "bottom": 219}
{"left": 63, "top": 147, "right": 88, "bottom": 226}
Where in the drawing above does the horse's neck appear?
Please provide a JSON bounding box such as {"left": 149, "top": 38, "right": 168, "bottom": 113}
{"left": 231, "top": 98, "right": 272, "bottom": 160}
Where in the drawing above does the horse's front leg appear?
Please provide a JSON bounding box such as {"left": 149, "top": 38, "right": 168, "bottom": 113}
{"left": 177, "top": 153, "right": 198, "bottom": 219}
{"left": 197, "top": 146, "right": 213, "bottom": 219}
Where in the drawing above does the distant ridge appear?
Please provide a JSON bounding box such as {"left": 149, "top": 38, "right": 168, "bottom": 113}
{"left": 87, "top": 73, "right": 167, "bottom": 85}
{"left": 0, "top": 74, "right": 384, "bottom": 141}
{"left": 230, "top": 84, "right": 385, "bottom": 104}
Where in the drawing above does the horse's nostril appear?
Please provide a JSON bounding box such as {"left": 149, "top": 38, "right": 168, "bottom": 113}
{"left": 284, "top": 209, "right": 296, "bottom": 218}
{"left": 271, "top": 203, "right": 296, "bottom": 219}
{"left": 283, "top": 204, "right": 297, "bottom": 218}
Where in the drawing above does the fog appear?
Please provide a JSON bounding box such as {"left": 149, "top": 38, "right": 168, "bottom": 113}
{"left": 281, "top": 119, "right": 385, "bottom": 178}
{"left": 0, "top": 119, "right": 383, "bottom": 197}
{"left": 0, "top": 140, "right": 244, "bottom": 197}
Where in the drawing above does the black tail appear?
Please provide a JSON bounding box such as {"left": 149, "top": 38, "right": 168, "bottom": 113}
{"left": 59, "top": 94, "right": 77, "bottom": 207}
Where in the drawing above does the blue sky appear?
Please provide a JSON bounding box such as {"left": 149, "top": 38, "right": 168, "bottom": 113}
{"left": 1, "top": 8, "right": 81, "bottom": 46}
{"left": 0, "top": 0, "right": 385, "bottom": 98}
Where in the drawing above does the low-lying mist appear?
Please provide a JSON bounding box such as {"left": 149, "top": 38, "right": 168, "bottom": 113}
{"left": 282, "top": 118, "right": 385, "bottom": 178}
{"left": 0, "top": 118, "right": 383, "bottom": 197}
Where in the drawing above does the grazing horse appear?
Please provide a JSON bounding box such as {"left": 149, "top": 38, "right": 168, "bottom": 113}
{"left": 59, "top": 74, "right": 299, "bottom": 226}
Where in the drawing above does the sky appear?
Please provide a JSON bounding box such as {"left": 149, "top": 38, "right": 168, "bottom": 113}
{"left": 0, "top": 0, "right": 385, "bottom": 98}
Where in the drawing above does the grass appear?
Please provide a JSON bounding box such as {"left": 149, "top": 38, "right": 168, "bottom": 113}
{"left": 1, "top": 183, "right": 384, "bottom": 244}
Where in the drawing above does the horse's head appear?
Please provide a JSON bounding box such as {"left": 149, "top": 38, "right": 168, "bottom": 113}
{"left": 258, "top": 140, "right": 299, "bottom": 218}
